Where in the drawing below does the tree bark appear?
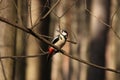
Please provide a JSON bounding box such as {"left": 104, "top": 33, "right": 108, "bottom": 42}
{"left": 0, "top": 0, "right": 17, "bottom": 80}
{"left": 25, "top": 0, "right": 41, "bottom": 80}
{"left": 106, "top": 0, "right": 120, "bottom": 80}
{"left": 87, "top": 0, "right": 110, "bottom": 80}
{"left": 14, "top": 0, "right": 28, "bottom": 80}
{"left": 25, "top": 0, "right": 50, "bottom": 80}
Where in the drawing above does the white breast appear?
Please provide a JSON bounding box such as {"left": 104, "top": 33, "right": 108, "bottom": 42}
{"left": 54, "top": 35, "right": 65, "bottom": 48}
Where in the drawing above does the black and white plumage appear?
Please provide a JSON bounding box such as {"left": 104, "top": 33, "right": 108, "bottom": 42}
{"left": 47, "top": 30, "right": 68, "bottom": 63}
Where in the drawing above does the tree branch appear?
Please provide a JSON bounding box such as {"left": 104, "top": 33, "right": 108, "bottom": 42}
{"left": 63, "top": 53, "right": 120, "bottom": 74}
{"left": 0, "top": 54, "right": 7, "bottom": 80}
{"left": 0, "top": 16, "right": 120, "bottom": 74}
{"left": 41, "top": 0, "right": 61, "bottom": 20}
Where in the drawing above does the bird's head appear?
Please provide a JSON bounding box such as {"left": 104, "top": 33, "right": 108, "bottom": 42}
{"left": 61, "top": 30, "right": 68, "bottom": 39}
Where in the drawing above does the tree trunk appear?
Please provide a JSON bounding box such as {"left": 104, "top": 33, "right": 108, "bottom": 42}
{"left": 39, "top": 0, "right": 50, "bottom": 80}
{"left": 25, "top": 0, "right": 41, "bottom": 80}
{"left": 0, "top": 0, "right": 17, "bottom": 80}
{"left": 87, "top": 0, "right": 110, "bottom": 80}
{"left": 14, "top": 0, "right": 28, "bottom": 80}
{"left": 106, "top": 0, "right": 120, "bottom": 80}
{"left": 25, "top": 0, "right": 50, "bottom": 80}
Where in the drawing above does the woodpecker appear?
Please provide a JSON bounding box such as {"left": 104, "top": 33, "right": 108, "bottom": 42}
{"left": 47, "top": 30, "right": 68, "bottom": 63}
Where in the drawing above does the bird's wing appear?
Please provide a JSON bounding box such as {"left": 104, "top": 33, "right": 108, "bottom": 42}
{"left": 51, "top": 35, "right": 59, "bottom": 44}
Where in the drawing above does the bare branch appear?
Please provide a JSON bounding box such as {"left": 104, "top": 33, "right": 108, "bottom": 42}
{"left": 0, "top": 16, "right": 29, "bottom": 32}
{"left": 0, "top": 16, "right": 64, "bottom": 53}
{"left": 63, "top": 53, "right": 120, "bottom": 74}
{"left": 41, "top": 0, "right": 61, "bottom": 20}
{"left": 86, "top": 9, "right": 120, "bottom": 40}
{"left": 0, "top": 53, "right": 48, "bottom": 60}
{"left": 67, "top": 40, "right": 77, "bottom": 44}
{"left": 84, "top": 0, "right": 120, "bottom": 40}
{"left": 59, "top": 0, "right": 78, "bottom": 18}
{"left": 110, "top": 7, "right": 120, "bottom": 26}
{"left": 0, "top": 16, "right": 120, "bottom": 74}
{"left": 28, "top": 0, "right": 33, "bottom": 27}
{"left": 0, "top": 54, "right": 7, "bottom": 80}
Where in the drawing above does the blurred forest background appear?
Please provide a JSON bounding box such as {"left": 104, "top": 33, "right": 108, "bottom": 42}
{"left": 0, "top": 0, "right": 120, "bottom": 80}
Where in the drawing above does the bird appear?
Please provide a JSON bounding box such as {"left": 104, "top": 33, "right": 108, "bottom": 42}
{"left": 47, "top": 30, "right": 68, "bottom": 63}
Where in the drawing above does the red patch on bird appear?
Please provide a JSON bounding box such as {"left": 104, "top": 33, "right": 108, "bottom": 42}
{"left": 48, "top": 47, "right": 54, "bottom": 54}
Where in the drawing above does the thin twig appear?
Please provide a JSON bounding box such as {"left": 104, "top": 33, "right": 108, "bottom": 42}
{"left": 40, "top": 0, "right": 61, "bottom": 20}
{"left": 86, "top": 9, "right": 120, "bottom": 40}
{"left": 0, "top": 54, "right": 7, "bottom": 80}
{"left": 110, "top": 7, "right": 120, "bottom": 26}
{"left": 59, "top": 0, "right": 78, "bottom": 18}
{"left": 0, "top": 53, "right": 48, "bottom": 59}
{"left": 32, "top": 0, "right": 50, "bottom": 27}
{"left": 67, "top": 40, "right": 77, "bottom": 44}
{"left": 84, "top": 0, "right": 120, "bottom": 40}
{"left": 28, "top": 0, "right": 33, "bottom": 27}
{"left": 11, "top": 0, "right": 17, "bottom": 9}
{"left": 0, "top": 17, "right": 30, "bottom": 32}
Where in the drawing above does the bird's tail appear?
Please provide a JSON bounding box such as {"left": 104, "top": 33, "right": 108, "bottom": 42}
{"left": 47, "top": 53, "right": 53, "bottom": 64}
